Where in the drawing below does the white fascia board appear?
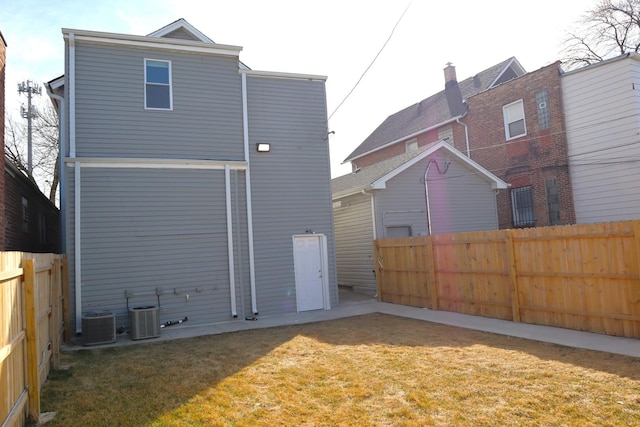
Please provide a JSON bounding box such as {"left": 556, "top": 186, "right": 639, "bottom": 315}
{"left": 62, "top": 29, "right": 242, "bottom": 57}
{"left": 241, "top": 69, "right": 327, "bottom": 81}
{"left": 343, "top": 117, "right": 460, "bottom": 164}
{"left": 332, "top": 185, "right": 371, "bottom": 200}
{"left": 64, "top": 157, "right": 247, "bottom": 170}
{"left": 370, "top": 140, "right": 508, "bottom": 190}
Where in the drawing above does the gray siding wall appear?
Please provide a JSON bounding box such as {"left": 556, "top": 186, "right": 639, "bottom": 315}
{"left": 74, "top": 42, "right": 244, "bottom": 160}
{"left": 247, "top": 75, "right": 337, "bottom": 314}
{"left": 75, "top": 168, "right": 249, "bottom": 329}
{"left": 333, "top": 193, "right": 376, "bottom": 295}
{"left": 375, "top": 155, "right": 499, "bottom": 236}
{"left": 562, "top": 57, "right": 640, "bottom": 223}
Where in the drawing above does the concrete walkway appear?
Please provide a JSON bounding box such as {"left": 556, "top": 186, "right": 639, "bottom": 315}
{"left": 71, "top": 289, "right": 640, "bottom": 358}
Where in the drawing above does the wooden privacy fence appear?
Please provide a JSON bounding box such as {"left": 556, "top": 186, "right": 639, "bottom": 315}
{"left": 1, "top": 253, "right": 67, "bottom": 427}
{"left": 374, "top": 220, "right": 640, "bottom": 339}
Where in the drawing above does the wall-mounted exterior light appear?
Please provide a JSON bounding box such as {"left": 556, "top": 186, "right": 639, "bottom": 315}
{"left": 256, "top": 143, "right": 270, "bottom": 152}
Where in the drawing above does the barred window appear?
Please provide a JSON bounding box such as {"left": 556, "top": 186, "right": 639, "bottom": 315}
{"left": 511, "top": 186, "right": 535, "bottom": 227}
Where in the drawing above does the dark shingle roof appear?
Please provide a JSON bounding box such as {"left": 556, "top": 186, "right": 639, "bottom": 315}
{"left": 343, "top": 57, "right": 524, "bottom": 162}
{"left": 332, "top": 143, "right": 439, "bottom": 198}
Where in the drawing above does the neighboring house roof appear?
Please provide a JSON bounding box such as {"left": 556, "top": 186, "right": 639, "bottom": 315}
{"left": 344, "top": 57, "right": 526, "bottom": 163}
{"left": 333, "top": 140, "right": 508, "bottom": 199}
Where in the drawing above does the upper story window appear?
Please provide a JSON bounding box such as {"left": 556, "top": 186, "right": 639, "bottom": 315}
{"left": 503, "top": 99, "right": 526, "bottom": 140}
{"left": 536, "top": 91, "right": 550, "bottom": 130}
{"left": 145, "top": 59, "right": 172, "bottom": 110}
{"left": 405, "top": 139, "right": 418, "bottom": 153}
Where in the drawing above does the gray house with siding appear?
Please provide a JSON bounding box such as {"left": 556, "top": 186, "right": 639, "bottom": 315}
{"left": 332, "top": 141, "right": 508, "bottom": 295}
{"left": 47, "top": 19, "right": 337, "bottom": 338}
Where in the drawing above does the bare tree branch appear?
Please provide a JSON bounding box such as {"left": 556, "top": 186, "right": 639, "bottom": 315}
{"left": 562, "top": 0, "right": 640, "bottom": 70}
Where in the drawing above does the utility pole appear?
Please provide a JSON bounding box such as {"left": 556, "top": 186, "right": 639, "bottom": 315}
{"left": 18, "top": 80, "right": 41, "bottom": 175}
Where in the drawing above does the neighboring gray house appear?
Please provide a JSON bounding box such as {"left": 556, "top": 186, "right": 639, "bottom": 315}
{"left": 47, "top": 19, "right": 337, "bottom": 338}
{"left": 561, "top": 53, "right": 640, "bottom": 224}
{"left": 332, "top": 140, "right": 508, "bottom": 295}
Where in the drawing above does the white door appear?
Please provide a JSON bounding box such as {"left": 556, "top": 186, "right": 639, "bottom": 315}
{"left": 293, "top": 235, "right": 329, "bottom": 312}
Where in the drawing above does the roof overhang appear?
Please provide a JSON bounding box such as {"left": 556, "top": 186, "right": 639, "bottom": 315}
{"left": 62, "top": 28, "right": 242, "bottom": 57}
{"left": 371, "top": 140, "right": 509, "bottom": 190}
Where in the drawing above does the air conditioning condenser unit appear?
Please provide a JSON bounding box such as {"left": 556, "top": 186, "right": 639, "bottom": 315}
{"left": 82, "top": 311, "right": 116, "bottom": 346}
{"left": 129, "top": 306, "right": 160, "bottom": 340}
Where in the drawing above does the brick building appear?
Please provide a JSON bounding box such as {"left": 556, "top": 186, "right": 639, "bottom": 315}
{"left": 465, "top": 62, "right": 576, "bottom": 228}
{"left": 0, "top": 31, "right": 60, "bottom": 252}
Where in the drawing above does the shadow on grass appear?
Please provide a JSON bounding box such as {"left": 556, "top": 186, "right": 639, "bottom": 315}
{"left": 40, "top": 313, "right": 640, "bottom": 426}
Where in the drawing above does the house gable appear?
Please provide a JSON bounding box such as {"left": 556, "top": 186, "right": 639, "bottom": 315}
{"left": 147, "top": 18, "right": 214, "bottom": 43}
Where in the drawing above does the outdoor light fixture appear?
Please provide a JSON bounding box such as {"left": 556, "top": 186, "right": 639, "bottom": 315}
{"left": 256, "top": 143, "right": 271, "bottom": 152}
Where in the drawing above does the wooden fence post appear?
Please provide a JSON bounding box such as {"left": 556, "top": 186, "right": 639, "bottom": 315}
{"left": 61, "top": 255, "right": 70, "bottom": 344}
{"left": 425, "top": 236, "right": 438, "bottom": 310}
{"left": 504, "top": 231, "right": 521, "bottom": 323}
{"left": 23, "top": 258, "right": 41, "bottom": 423}
{"left": 51, "top": 258, "right": 61, "bottom": 370}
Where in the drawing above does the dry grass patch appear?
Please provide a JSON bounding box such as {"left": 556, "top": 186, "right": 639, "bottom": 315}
{"left": 42, "top": 313, "right": 640, "bottom": 426}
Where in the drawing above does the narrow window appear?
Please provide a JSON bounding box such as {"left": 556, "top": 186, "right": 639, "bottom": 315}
{"left": 405, "top": 139, "right": 418, "bottom": 153}
{"left": 511, "top": 186, "right": 535, "bottom": 227}
{"left": 503, "top": 99, "right": 526, "bottom": 140}
{"left": 145, "top": 59, "right": 172, "bottom": 109}
{"left": 546, "top": 177, "right": 561, "bottom": 225}
{"left": 536, "top": 91, "right": 550, "bottom": 130}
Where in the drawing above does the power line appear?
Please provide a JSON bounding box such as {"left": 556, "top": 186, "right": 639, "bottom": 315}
{"left": 328, "top": 1, "right": 412, "bottom": 121}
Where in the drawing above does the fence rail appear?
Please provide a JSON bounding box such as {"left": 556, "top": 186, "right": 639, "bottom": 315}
{"left": 373, "top": 221, "right": 640, "bottom": 339}
{"left": 1, "top": 252, "right": 66, "bottom": 427}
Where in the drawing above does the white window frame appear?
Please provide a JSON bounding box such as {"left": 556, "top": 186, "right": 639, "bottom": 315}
{"left": 503, "top": 99, "right": 526, "bottom": 140}
{"left": 144, "top": 59, "right": 173, "bottom": 110}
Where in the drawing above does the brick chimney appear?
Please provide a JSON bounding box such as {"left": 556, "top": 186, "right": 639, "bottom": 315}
{"left": 444, "top": 62, "right": 465, "bottom": 116}
{"left": 444, "top": 62, "right": 457, "bottom": 83}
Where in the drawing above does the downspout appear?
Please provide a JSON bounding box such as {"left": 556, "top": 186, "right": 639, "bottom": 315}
{"left": 225, "top": 164, "right": 238, "bottom": 318}
{"left": 423, "top": 159, "right": 450, "bottom": 236}
{"left": 456, "top": 116, "right": 470, "bottom": 158}
{"left": 241, "top": 71, "right": 259, "bottom": 315}
{"left": 424, "top": 162, "right": 434, "bottom": 235}
{"left": 68, "top": 32, "right": 82, "bottom": 333}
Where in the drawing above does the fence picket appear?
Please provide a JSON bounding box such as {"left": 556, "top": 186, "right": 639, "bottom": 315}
{"left": 375, "top": 221, "right": 640, "bottom": 339}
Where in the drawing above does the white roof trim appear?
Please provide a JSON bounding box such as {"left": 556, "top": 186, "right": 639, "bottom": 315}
{"left": 62, "top": 29, "right": 242, "bottom": 57}
{"left": 147, "top": 19, "right": 214, "bottom": 43}
{"left": 488, "top": 57, "right": 527, "bottom": 88}
{"left": 64, "top": 157, "right": 247, "bottom": 170}
{"left": 240, "top": 69, "right": 327, "bottom": 81}
{"left": 370, "top": 140, "right": 508, "bottom": 190}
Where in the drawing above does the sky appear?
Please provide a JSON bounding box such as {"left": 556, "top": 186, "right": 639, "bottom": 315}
{"left": 2, "top": 0, "right": 600, "bottom": 179}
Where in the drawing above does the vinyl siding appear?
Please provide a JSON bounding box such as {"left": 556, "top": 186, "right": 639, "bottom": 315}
{"left": 333, "top": 193, "right": 376, "bottom": 295}
{"left": 563, "top": 56, "right": 640, "bottom": 223}
{"left": 73, "top": 42, "right": 244, "bottom": 160}
{"left": 247, "top": 75, "right": 337, "bottom": 314}
{"left": 76, "top": 168, "right": 247, "bottom": 328}
{"left": 375, "top": 155, "right": 499, "bottom": 236}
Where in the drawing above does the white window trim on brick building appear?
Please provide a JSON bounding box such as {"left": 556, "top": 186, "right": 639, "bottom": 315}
{"left": 503, "top": 99, "right": 526, "bottom": 140}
